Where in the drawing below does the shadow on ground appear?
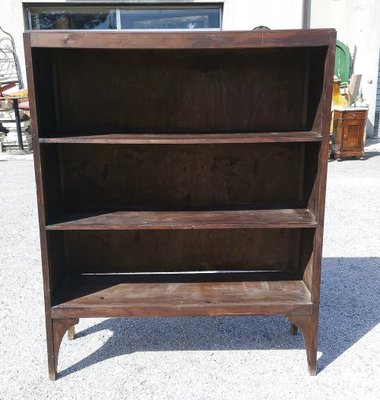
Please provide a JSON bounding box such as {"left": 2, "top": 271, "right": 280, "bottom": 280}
{"left": 58, "top": 257, "right": 380, "bottom": 378}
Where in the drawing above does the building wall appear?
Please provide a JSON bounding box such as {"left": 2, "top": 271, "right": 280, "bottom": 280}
{"left": 222, "top": 0, "right": 304, "bottom": 30}
{"left": 0, "top": 0, "right": 379, "bottom": 136}
{"left": 0, "top": 0, "right": 29, "bottom": 85}
{"left": 310, "top": 0, "right": 380, "bottom": 137}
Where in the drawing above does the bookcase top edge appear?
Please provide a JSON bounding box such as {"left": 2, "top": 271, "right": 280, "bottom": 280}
{"left": 24, "top": 29, "right": 336, "bottom": 49}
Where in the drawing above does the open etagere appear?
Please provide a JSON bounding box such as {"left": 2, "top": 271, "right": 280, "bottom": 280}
{"left": 24, "top": 29, "right": 335, "bottom": 379}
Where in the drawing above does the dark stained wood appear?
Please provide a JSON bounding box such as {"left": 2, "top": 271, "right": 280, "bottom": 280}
{"left": 331, "top": 109, "right": 367, "bottom": 160}
{"left": 51, "top": 318, "right": 79, "bottom": 380}
{"left": 290, "top": 322, "right": 298, "bottom": 336}
{"left": 287, "top": 314, "right": 318, "bottom": 375}
{"left": 43, "top": 143, "right": 311, "bottom": 211}
{"left": 40, "top": 48, "right": 318, "bottom": 135}
{"left": 298, "top": 229, "right": 316, "bottom": 292}
{"left": 24, "top": 32, "right": 58, "bottom": 382}
{"left": 25, "top": 29, "right": 335, "bottom": 379}
{"left": 307, "top": 30, "right": 336, "bottom": 312}
{"left": 67, "top": 325, "right": 75, "bottom": 340}
{"left": 46, "top": 209, "right": 317, "bottom": 230}
{"left": 51, "top": 274, "right": 312, "bottom": 318}
{"left": 39, "top": 131, "right": 322, "bottom": 144}
{"left": 61, "top": 229, "right": 305, "bottom": 274}
{"left": 28, "top": 30, "right": 334, "bottom": 49}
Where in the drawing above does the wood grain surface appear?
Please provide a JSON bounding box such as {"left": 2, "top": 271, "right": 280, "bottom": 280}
{"left": 39, "top": 131, "right": 322, "bottom": 144}
{"left": 46, "top": 209, "right": 317, "bottom": 230}
{"left": 52, "top": 274, "right": 312, "bottom": 318}
{"left": 28, "top": 29, "right": 334, "bottom": 49}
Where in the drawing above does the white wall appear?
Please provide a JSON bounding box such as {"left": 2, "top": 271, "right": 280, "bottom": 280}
{"left": 0, "top": 0, "right": 28, "bottom": 85}
{"left": 310, "top": 0, "right": 380, "bottom": 137}
{"left": 222, "top": 0, "right": 304, "bottom": 30}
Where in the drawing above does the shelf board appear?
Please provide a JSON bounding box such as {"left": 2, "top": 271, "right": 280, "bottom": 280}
{"left": 39, "top": 131, "right": 322, "bottom": 145}
{"left": 51, "top": 273, "right": 312, "bottom": 318}
{"left": 46, "top": 209, "right": 317, "bottom": 231}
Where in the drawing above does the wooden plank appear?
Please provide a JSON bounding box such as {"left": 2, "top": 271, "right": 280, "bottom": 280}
{"left": 306, "top": 30, "right": 336, "bottom": 305}
{"left": 51, "top": 274, "right": 312, "bottom": 318}
{"left": 46, "top": 209, "right": 317, "bottom": 231}
{"left": 23, "top": 32, "right": 58, "bottom": 380}
{"left": 27, "top": 29, "right": 334, "bottom": 49}
{"left": 39, "top": 131, "right": 322, "bottom": 144}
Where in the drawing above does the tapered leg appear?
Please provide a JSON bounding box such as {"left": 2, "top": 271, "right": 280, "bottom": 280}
{"left": 287, "top": 315, "right": 318, "bottom": 376}
{"left": 290, "top": 322, "right": 298, "bottom": 336}
{"left": 67, "top": 325, "right": 76, "bottom": 340}
{"left": 48, "top": 318, "right": 79, "bottom": 380}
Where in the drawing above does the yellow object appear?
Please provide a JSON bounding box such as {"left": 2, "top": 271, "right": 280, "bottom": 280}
{"left": 7, "top": 89, "right": 28, "bottom": 98}
{"left": 331, "top": 79, "right": 347, "bottom": 108}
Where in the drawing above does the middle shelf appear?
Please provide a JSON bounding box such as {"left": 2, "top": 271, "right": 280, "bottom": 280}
{"left": 46, "top": 209, "right": 317, "bottom": 230}
{"left": 38, "top": 131, "right": 323, "bottom": 144}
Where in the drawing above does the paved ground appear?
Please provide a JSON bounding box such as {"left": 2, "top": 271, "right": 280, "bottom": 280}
{"left": 0, "top": 142, "right": 379, "bottom": 400}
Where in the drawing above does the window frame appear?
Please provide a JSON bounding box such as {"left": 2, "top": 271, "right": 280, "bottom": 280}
{"left": 25, "top": 3, "right": 223, "bottom": 32}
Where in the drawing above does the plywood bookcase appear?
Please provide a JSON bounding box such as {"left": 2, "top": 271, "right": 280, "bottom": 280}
{"left": 24, "top": 29, "right": 335, "bottom": 380}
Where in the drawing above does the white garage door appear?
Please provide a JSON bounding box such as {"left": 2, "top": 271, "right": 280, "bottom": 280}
{"left": 375, "top": 51, "right": 380, "bottom": 137}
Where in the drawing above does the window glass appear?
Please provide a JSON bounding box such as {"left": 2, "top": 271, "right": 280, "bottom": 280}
{"left": 120, "top": 8, "right": 220, "bottom": 30}
{"left": 29, "top": 8, "right": 116, "bottom": 30}
{"left": 27, "top": 6, "right": 221, "bottom": 31}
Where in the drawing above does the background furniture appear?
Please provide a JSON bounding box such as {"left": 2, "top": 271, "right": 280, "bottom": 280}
{"left": 332, "top": 108, "right": 368, "bottom": 160}
{"left": 1, "top": 26, "right": 29, "bottom": 151}
{"left": 25, "top": 29, "right": 335, "bottom": 380}
{"left": 0, "top": 92, "right": 30, "bottom": 151}
{"left": 0, "top": 26, "right": 23, "bottom": 88}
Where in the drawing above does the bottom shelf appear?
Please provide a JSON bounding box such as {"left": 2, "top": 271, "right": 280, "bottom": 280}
{"left": 52, "top": 273, "right": 312, "bottom": 318}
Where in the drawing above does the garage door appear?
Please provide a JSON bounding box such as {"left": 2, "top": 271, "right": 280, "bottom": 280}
{"left": 375, "top": 51, "right": 380, "bottom": 137}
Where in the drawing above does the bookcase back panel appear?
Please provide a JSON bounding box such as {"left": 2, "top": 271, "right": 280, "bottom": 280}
{"left": 33, "top": 47, "right": 326, "bottom": 136}
{"left": 61, "top": 229, "right": 304, "bottom": 274}
{"left": 44, "top": 143, "right": 316, "bottom": 213}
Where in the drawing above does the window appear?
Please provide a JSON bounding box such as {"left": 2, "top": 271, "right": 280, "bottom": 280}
{"left": 27, "top": 5, "right": 222, "bottom": 31}
{"left": 120, "top": 8, "right": 220, "bottom": 30}
{"left": 29, "top": 7, "right": 116, "bottom": 30}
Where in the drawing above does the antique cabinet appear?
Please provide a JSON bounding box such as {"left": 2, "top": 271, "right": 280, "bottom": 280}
{"left": 24, "top": 29, "right": 335, "bottom": 380}
{"left": 332, "top": 108, "right": 368, "bottom": 160}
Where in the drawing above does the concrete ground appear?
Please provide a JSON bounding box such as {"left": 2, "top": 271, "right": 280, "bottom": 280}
{"left": 0, "top": 142, "right": 379, "bottom": 400}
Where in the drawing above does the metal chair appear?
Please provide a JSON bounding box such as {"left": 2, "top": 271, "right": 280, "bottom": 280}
{"left": 0, "top": 26, "right": 29, "bottom": 150}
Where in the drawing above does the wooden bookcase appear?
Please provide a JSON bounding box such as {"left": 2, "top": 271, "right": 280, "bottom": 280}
{"left": 24, "top": 29, "right": 335, "bottom": 380}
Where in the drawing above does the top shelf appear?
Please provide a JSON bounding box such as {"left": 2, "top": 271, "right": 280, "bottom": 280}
{"left": 39, "top": 131, "right": 322, "bottom": 145}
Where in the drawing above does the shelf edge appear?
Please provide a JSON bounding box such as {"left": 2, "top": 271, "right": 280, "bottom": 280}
{"left": 39, "top": 132, "right": 323, "bottom": 145}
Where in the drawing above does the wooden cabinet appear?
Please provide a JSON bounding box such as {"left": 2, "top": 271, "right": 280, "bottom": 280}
{"left": 24, "top": 29, "right": 335, "bottom": 380}
{"left": 332, "top": 108, "right": 368, "bottom": 160}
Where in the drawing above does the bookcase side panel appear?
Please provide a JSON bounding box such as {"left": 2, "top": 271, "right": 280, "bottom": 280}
{"left": 24, "top": 33, "right": 58, "bottom": 378}
{"left": 303, "top": 33, "right": 336, "bottom": 301}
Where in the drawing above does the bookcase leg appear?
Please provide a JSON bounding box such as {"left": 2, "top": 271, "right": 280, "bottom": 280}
{"left": 49, "top": 318, "right": 79, "bottom": 380}
{"left": 67, "top": 325, "right": 76, "bottom": 340}
{"left": 287, "top": 315, "right": 317, "bottom": 376}
{"left": 290, "top": 322, "right": 298, "bottom": 336}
